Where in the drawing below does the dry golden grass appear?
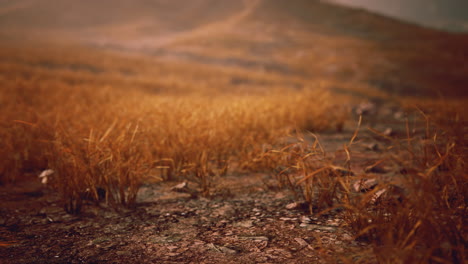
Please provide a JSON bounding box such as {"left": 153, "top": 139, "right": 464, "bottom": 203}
{"left": 0, "top": 43, "right": 347, "bottom": 210}
{"left": 271, "top": 105, "right": 467, "bottom": 263}
{"left": 1, "top": 40, "right": 466, "bottom": 263}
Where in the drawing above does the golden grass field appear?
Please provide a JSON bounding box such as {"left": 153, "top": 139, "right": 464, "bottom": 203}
{"left": 0, "top": 0, "right": 467, "bottom": 263}
{"left": 0, "top": 41, "right": 351, "bottom": 206}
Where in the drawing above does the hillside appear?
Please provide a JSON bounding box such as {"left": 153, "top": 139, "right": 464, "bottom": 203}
{"left": 0, "top": 0, "right": 243, "bottom": 32}
{"left": 329, "top": 0, "right": 468, "bottom": 32}
{"left": 1, "top": 0, "right": 467, "bottom": 98}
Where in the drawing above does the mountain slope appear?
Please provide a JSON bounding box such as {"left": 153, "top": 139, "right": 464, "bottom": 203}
{"left": 0, "top": 0, "right": 245, "bottom": 35}
{"left": 1, "top": 0, "right": 466, "bottom": 97}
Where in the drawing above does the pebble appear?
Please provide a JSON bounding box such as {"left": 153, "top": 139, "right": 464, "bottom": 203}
{"left": 279, "top": 217, "right": 297, "bottom": 222}
{"left": 371, "top": 189, "right": 387, "bottom": 203}
{"left": 301, "top": 224, "right": 337, "bottom": 232}
{"left": 171, "top": 182, "right": 187, "bottom": 192}
{"left": 365, "top": 143, "right": 379, "bottom": 151}
{"left": 167, "top": 246, "right": 178, "bottom": 251}
{"left": 294, "top": 238, "right": 309, "bottom": 247}
{"left": 383, "top": 128, "right": 393, "bottom": 136}
{"left": 285, "top": 202, "right": 299, "bottom": 210}
{"left": 219, "top": 246, "right": 237, "bottom": 254}
{"left": 326, "top": 219, "right": 340, "bottom": 227}
{"left": 352, "top": 178, "right": 378, "bottom": 192}
{"left": 342, "top": 234, "right": 353, "bottom": 241}
{"left": 394, "top": 111, "right": 404, "bottom": 119}
{"left": 300, "top": 216, "right": 312, "bottom": 224}
{"left": 239, "top": 236, "right": 269, "bottom": 241}
{"left": 234, "top": 220, "right": 253, "bottom": 228}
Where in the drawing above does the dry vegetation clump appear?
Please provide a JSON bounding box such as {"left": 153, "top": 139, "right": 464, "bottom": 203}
{"left": 274, "top": 104, "right": 467, "bottom": 263}
{"left": 0, "top": 44, "right": 347, "bottom": 213}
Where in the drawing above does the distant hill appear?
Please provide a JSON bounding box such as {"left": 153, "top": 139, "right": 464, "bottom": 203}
{"left": 0, "top": 0, "right": 463, "bottom": 42}
{"left": 0, "top": 0, "right": 244, "bottom": 35}
{"left": 1, "top": 0, "right": 467, "bottom": 97}
{"left": 328, "top": 0, "right": 468, "bottom": 32}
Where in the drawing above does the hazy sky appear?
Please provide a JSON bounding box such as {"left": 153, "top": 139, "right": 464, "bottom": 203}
{"left": 327, "top": 0, "right": 468, "bottom": 32}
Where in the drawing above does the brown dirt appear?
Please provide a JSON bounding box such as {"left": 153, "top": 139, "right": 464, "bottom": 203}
{"left": 0, "top": 176, "right": 372, "bottom": 264}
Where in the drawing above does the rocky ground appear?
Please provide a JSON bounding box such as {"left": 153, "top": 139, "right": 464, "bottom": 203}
{"left": 0, "top": 103, "right": 418, "bottom": 264}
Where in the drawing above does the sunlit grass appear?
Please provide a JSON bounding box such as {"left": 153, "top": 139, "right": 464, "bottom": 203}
{"left": 270, "top": 105, "right": 467, "bottom": 263}
{"left": 0, "top": 39, "right": 465, "bottom": 263}
{"left": 0, "top": 43, "right": 348, "bottom": 207}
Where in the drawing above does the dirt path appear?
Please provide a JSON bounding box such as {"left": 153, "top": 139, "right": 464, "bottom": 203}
{"left": 85, "top": 0, "right": 262, "bottom": 51}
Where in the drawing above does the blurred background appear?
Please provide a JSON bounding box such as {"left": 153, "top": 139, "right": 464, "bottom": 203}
{"left": 327, "top": 0, "right": 468, "bottom": 32}
{"left": 0, "top": 0, "right": 467, "bottom": 97}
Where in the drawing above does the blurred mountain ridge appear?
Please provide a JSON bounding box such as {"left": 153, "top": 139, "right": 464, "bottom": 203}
{"left": 1, "top": 0, "right": 467, "bottom": 97}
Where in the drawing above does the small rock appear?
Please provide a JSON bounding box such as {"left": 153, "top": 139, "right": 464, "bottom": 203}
{"left": 219, "top": 246, "right": 237, "bottom": 254}
{"left": 375, "top": 185, "right": 406, "bottom": 204}
{"left": 266, "top": 248, "right": 293, "bottom": 259}
{"left": 383, "top": 128, "right": 393, "bottom": 136}
{"left": 239, "top": 236, "right": 269, "bottom": 241}
{"left": 301, "top": 224, "right": 337, "bottom": 232}
{"left": 234, "top": 220, "right": 253, "bottom": 228}
{"left": 167, "top": 246, "right": 178, "bottom": 251}
{"left": 365, "top": 143, "right": 379, "bottom": 151}
{"left": 171, "top": 181, "right": 188, "bottom": 192}
{"left": 294, "top": 238, "right": 309, "bottom": 247}
{"left": 352, "top": 178, "right": 378, "bottom": 192}
{"left": 394, "top": 111, "right": 404, "bottom": 119}
{"left": 208, "top": 243, "right": 237, "bottom": 254}
{"left": 38, "top": 169, "right": 54, "bottom": 185}
{"left": 371, "top": 189, "right": 387, "bottom": 203}
{"left": 286, "top": 202, "right": 299, "bottom": 210}
{"left": 326, "top": 219, "right": 340, "bottom": 227}
{"left": 279, "top": 217, "right": 297, "bottom": 222}
{"left": 300, "top": 216, "right": 312, "bottom": 224}
{"left": 275, "top": 192, "right": 287, "bottom": 199}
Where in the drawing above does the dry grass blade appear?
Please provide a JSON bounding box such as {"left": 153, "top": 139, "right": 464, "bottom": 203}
{"left": 99, "top": 119, "right": 117, "bottom": 143}
{"left": 296, "top": 167, "right": 328, "bottom": 185}
{"left": 349, "top": 115, "right": 362, "bottom": 146}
